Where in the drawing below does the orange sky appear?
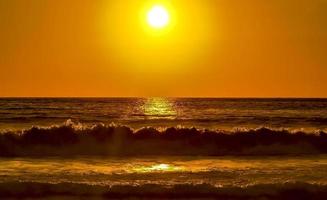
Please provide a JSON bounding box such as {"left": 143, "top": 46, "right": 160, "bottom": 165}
{"left": 1, "top": 0, "right": 326, "bottom": 97}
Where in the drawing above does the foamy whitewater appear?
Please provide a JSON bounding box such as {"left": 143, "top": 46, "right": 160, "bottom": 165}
{"left": 1, "top": 98, "right": 327, "bottom": 198}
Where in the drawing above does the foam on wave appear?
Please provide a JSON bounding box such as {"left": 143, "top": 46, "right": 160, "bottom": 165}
{"left": 0, "top": 120, "right": 326, "bottom": 157}
{"left": 0, "top": 182, "right": 326, "bottom": 199}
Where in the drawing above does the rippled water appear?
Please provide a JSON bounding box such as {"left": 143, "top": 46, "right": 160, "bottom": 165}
{"left": 1, "top": 156, "right": 327, "bottom": 187}
{"left": 1, "top": 98, "right": 327, "bottom": 131}
{"left": 1, "top": 98, "right": 327, "bottom": 198}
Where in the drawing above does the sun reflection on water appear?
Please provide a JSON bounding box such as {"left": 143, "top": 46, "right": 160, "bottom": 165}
{"left": 134, "top": 163, "right": 183, "bottom": 173}
{"left": 142, "top": 98, "right": 177, "bottom": 119}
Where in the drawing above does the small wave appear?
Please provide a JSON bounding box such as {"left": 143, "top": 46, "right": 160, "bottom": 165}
{"left": 0, "top": 182, "right": 326, "bottom": 199}
{"left": 0, "top": 120, "right": 326, "bottom": 157}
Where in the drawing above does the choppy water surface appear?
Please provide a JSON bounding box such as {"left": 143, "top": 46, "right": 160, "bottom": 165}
{"left": 1, "top": 98, "right": 327, "bottom": 198}
{"left": 1, "top": 156, "right": 327, "bottom": 187}
{"left": 1, "top": 98, "right": 327, "bottom": 131}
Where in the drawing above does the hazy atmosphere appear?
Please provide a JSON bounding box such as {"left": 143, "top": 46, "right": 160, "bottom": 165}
{"left": 1, "top": 0, "right": 326, "bottom": 97}
{"left": 1, "top": 1, "right": 327, "bottom": 199}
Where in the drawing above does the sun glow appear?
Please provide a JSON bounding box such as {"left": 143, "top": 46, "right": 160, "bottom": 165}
{"left": 101, "top": 0, "right": 217, "bottom": 76}
{"left": 142, "top": 98, "right": 176, "bottom": 119}
{"left": 134, "top": 164, "right": 183, "bottom": 172}
{"left": 147, "top": 5, "right": 170, "bottom": 28}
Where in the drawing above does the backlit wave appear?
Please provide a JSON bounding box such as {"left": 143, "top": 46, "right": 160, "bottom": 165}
{"left": 0, "top": 182, "right": 326, "bottom": 199}
{"left": 0, "top": 120, "right": 326, "bottom": 157}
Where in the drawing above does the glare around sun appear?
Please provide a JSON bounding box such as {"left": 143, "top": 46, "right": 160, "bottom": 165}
{"left": 147, "top": 5, "right": 170, "bottom": 28}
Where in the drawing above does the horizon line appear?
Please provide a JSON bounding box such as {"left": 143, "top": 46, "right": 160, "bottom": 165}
{"left": 1, "top": 96, "right": 327, "bottom": 99}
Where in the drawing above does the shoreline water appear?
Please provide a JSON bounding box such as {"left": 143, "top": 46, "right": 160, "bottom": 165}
{"left": 1, "top": 155, "right": 327, "bottom": 199}
{"left": 0, "top": 182, "right": 326, "bottom": 199}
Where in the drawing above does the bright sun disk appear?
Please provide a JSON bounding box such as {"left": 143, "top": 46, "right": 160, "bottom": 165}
{"left": 147, "top": 5, "right": 170, "bottom": 28}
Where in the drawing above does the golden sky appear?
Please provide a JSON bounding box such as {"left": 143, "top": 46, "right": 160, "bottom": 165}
{"left": 1, "top": 0, "right": 326, "bottom": 97}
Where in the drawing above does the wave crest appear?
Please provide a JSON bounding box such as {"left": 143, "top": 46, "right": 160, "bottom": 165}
{"left": 0, "top": 182, "right": 327, "bottom": 199}
{"left": 1, "top": 120, "right": 327, "bottom": 157}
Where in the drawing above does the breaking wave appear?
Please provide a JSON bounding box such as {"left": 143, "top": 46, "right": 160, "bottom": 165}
{"left": 0, "top": 182, "right": 326, "bottom": 199}
{"left": 1, "top": 120, "right": 327, "bottom": 157}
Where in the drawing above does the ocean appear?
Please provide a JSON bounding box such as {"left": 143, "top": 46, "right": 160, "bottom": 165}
{"left": 1, "top": 98, "right": 327, "bottom": 131}
{"left": 0, "top": 98, "right": 327, "bottom": 199}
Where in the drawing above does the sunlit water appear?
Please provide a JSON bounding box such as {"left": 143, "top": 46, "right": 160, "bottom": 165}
{"left": 1, "top": 98, "right": 327, "bottom": 196}
{"left": 1, "top": 156, "right": 327, "bottom": 187}
{"left": 1, "top": 98, "right": 327, "bottom": 132}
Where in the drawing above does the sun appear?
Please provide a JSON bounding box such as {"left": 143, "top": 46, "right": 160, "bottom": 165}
{"left": 147, "top": 5, "right": 170, "bottom": 29}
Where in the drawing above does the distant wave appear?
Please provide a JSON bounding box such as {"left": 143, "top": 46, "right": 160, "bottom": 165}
{"left": 0, "top": 182, "right": 326, "bottom": 199}
{"left": 0, "top": 120, "right": 327, "bottom": 157}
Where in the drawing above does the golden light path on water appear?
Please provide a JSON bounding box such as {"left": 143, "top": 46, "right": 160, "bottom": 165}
{"left": 141, "top": 98, "right": 177, "bottom": 120}
{"left": 134, "top": 163, "right": 184, "bottom": 173}
{"left": 1, "top": 156, "right": 327, "bottom": 187}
